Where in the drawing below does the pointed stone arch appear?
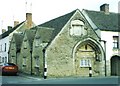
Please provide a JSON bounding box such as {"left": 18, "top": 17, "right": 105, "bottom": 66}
{"left": 72, "top": 38, "right": 105, "bottom": 76}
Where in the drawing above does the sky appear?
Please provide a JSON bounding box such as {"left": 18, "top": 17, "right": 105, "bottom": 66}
{"left": 0, "top": 0, "right": 119, "bottom": 34}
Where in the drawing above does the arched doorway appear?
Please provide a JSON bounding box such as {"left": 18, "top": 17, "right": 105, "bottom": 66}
{"left": 73, "top": 38, "right": 104, "bottom": 77}
{"left": 111, "top": 55, "right": 120, "bottom": 76}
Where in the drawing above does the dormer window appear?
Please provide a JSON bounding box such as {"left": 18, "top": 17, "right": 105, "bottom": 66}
{"left": 70, "top": 20, "right": 86, "bottom": 36}
{"left": 35, "top": 37, "right": 41, "bottom": 47}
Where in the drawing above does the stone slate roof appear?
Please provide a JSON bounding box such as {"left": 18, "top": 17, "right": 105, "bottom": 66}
{"left": 84, "top": 10, "right": 120, "bottom": 32}
{"left": 35, "top": 27, "right": 54, "bottom": 43}
{"left": 25, "top": 29, "right": 36, "bottom": 50}
{"left": 0, "top": 21, "right": 25, "bottom": 39}
{"left": 13, "top": 33, "right": 24, "bottom": 52}
{"left": 38, "top": 10, "right": 76, "bottom": 38}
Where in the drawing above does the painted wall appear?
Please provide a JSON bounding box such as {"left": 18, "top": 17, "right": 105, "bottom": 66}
{"left": 0, "top": 36, "right": 9, "bottom": 63}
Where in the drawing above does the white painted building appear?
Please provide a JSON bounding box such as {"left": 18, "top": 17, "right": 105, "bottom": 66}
{"left": 0, "top": 36, "right": 9, "bottom": 63}
{"left": 82, "top": 4, "right": 120, "bottom": 75}
{"left": 0, "top": 13, "right": 35, "bottom": 64}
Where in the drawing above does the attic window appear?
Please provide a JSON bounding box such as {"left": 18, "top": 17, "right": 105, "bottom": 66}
{"left": 35, "top": 38, "right": 41, "bottom": 47}
{"left": 70, "top": 20, "right": 86, "bottom": 36}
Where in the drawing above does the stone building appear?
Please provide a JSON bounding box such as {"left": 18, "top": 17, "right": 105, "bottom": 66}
{"left": 0, "top": 13, "right": 35, "bottom": 64}
{"left": 8, "top": 33, "right": 24, "bottom": 64}
{"left": 32, "top": 26, "right": 54, "bottom": 76}
{"left": 38, "top": 9, "right": 104, "bottom": 77}
{"left": 21, "top": 9, "right": 104, "bottom": 77}
{"left": 18, "top": 29, "right": 36, "bottom": 74}
{"left": 8, "top": 4, "right": 120, "bottom": 77}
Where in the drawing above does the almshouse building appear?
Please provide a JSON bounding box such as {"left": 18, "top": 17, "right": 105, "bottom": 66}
{"left": 9, "top": 33, "right": 24, "bottom": 64}
{"left": 8, "top": 4, "right": 120, "bottom": 77}
{"left": 17, "top": 9, "right": 105, "bottom": 77}
{"left": 18, "top": 29, "right": 36, "bottom": 75}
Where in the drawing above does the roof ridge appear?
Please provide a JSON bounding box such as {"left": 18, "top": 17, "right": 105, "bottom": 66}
{"left": 39, "top": 9, "right": 76, "bottom": 26}
{"left": 84, "top": 9, "right": 118, "bottom": 14}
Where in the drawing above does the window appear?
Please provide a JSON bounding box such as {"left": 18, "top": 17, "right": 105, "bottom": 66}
{"left": 0, "top": 56, "right": 1, "bottom": 63}
{"left": 34, "top": 56, "right": 40, "bottom": 67}
{"left": 24, "top": 41, "right": 27, "bottom": 49}
{"left": 113, "top": 36, "right": 119, "bottom": 49}
{"left": 70, "top": 20, "right": 86, "bottom": 36}
{"left": 0, "top": 45, "right": 2, "bottom": 52}
{"left": 5, "top": 57, "right": 7, "bottom": 63}
{"left": 35, "top": 38, "right": 40, "bottom": 47}
{"left": 2, "top": 57, "right": 4, "bottom": 63}
{"left": 5, "top": 43, "right": 6, "bottom": 52}
{"left": 23, "top": 57, "right": 27, "bottom": 67}
{"left": 80, "top": 59, "right": 91, "bottom": 67}
{"left": 11, "top": 57, "right": 14, "bottom": 63}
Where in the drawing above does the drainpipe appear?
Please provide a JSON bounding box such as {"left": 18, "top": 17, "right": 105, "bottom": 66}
{"left": 30, "top": 50, "right": 33, "bottom": 75}
{"left": 99, "top": 40, "right": 107, "bottom": 76}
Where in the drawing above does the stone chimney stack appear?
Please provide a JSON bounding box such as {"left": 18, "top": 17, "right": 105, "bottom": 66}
{"left": 14, "top": 21, "right": 19, "bottom": 27}
{"left": 8, "top": 26, "right": 12, "bottom": 31}
{"left": 26, "top": 13, "right": 32, "bottom": 28}
{"left": 100, "top": 4, "right": 109, "bottom": 14}
{"left": 2, "top": 29, "right": 6, "bottom": 33}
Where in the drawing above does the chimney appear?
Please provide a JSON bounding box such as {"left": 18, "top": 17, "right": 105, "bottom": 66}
{"left": 100, "top": 4, "right": 109, "bottom": 14}
{"left": 14, "top": 21, "right": 19, "bottom": 27}
{"left": 8, "top": 26, "right": 12, "bottom": 31}
{"left": 2, "top": 29, "right": 6, "bottom": 33}
{"left": 26, "top": 13, "right": 32, "bottom": 28}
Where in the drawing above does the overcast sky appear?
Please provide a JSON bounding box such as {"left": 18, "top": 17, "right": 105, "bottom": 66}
{"left": 0, "top": 0, "right": 119, "bottom": 34}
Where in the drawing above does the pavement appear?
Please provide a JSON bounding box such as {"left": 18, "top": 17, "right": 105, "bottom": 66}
{"left": 18, "top": 72, "right": 120, "bottom": 80}
{"left": 18, "top": 73, "right": 42, "bottom": 80}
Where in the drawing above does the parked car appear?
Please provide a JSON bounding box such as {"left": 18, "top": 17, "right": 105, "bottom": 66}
{"left": 0, "top": 63, "right": 18, "bottom": 75}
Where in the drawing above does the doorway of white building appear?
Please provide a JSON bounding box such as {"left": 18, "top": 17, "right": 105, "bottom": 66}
{"left": 111, "top": 55, "right": 120, "bottom": 76}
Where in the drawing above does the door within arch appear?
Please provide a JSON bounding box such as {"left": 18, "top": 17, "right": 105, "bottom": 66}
{"left": 74, "top": 40, "right": 102, "bottom": 77}
{"left": 111, "top": 55, "right": 120, "bottom": 76}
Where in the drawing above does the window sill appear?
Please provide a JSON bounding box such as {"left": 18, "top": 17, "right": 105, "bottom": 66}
{"left": 112, "top": 48, "right": 120, "bottom": 51}
{"left": 80, "top": 66, "right": 90, "bottom": 68}
{"left": 34, "top": 66, "right": 39, "bottom": 68}
{"left": 23, "top": 65, "right": 26, "bottom": 67}
{"left": 24, "top": 47, "right": 27, "bottom": 49}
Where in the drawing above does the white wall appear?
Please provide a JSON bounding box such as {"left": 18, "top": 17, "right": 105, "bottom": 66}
{"left": 101, "top": 31, "right": 119, "bottom": 60}
{"left": 0, "top": 36, "right": 9, "bottom": 63}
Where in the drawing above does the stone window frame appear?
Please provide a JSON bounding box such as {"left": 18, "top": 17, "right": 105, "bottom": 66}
{"left": 23, "top": 57, "right": 27, "bottom": 67}
{"left": 11, "top": 41, "right": 15, "bottom": 50}
{"left": 35, "top": 37, "right": 41, "bottom": 47}
{"left": 24, "top": 40, "right": 27, "bottom": 49}
{"left": 80, "top": 59, "right": 91, "bottom": 67}
{"left": 70, "top": 19, "right": 86, "bottom": 36}
{"left": 34, "top": 56, "right": 40, "bottom": 68}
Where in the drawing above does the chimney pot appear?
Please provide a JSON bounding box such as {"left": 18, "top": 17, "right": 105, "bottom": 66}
{"left": 100, "top": 4, "right": 109, "bottom": 14}
{"left": 2, "top": 29, "right": 6, "bottom": 33}
{"left": 14, "top": 21, "right": 19, "bottom": 27}
{"left": 8, "top": 26, "right": 12, "bottom": 31}
{"left": 26, "top": 13, "right": 32, "bottom": 28}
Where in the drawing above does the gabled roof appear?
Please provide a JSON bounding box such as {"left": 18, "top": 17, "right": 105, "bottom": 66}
{"left": 84, "top": 9, "right": 120, "bottom": 32}
{"left": 13, "top": 33, "right": 24, "bottom": 52}
{"left": 38, "top": 10, "right": 76, "bottom": 36}
{"left": 34, "top": 27, "right": 54, "bottom": 43}
{"left": 0, "top": 21, "right": 25, "bottom": 39}
{"left": 25, "top": 29, "right": 36, "bottom": 50}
